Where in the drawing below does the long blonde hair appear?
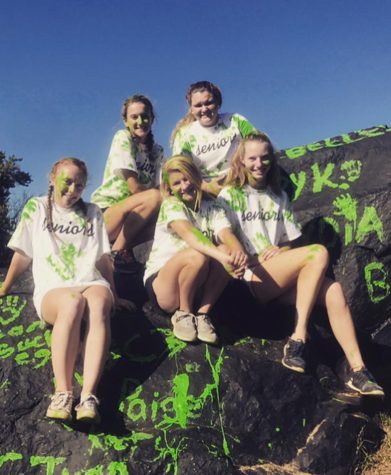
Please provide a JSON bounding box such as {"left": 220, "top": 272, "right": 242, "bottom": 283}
{"left": 161, "top": 155, "right": 203, "bottom": 211}
{"left": 170, "top": 81, "right": 223, "bottom": 146}
{"left": 225, "top": 132, "right": 281, "bottom": 195}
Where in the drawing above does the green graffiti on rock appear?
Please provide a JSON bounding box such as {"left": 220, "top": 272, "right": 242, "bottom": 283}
{"left": 364, "top": 262, "right": 390, "bottom": 303}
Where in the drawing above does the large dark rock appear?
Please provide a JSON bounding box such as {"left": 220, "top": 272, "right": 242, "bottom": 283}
{"left": 0, "top": 125, "right": 390, "bottom": 474}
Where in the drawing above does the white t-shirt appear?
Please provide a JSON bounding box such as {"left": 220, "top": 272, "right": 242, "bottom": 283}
{"left": 8, "top": 196, "right": 112, "bottom": 318}
{"left": 172, "top": 113, "right": 255, "bottom": 180}
{"left": 144, "top": 196, "right": 232, "bottom": 282}
{"left": 218, "top": 185, "right": 302, "bottom": 255}
{"left": 91, "top": 129, "right": 164, "bottom": 208}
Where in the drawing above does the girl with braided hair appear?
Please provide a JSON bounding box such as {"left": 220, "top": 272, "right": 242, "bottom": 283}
{"left": 0, "top": 158, "right": 134, "bottom": 422}
{"left": 91, "top": 95, "right": 164, "bottom": 271}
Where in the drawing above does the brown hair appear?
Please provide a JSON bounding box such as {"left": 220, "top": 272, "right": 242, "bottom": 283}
{"left": 121, "top": 94, "right": 156, "bottom": 153}
{"left": 170, "top": 81, "right": 222, "bottom": 146}
{"left": 161, "top": 155, "right": 203, "bottom": 211}
{"left": 225, "top": 131, "right": 282, "bottom": 195}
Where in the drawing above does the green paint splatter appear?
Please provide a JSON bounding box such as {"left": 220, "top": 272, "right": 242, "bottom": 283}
{"left": 224, "top": 187, "right": 247, "bottom": 212}
{"left": 30, "top": 455, "right": 66, "bottom": 475}
{"left": 191, "top": 227, "right": 213, "bottom": 247}
{"left": 0, "top": 452, "right": 23, "bottom": 468}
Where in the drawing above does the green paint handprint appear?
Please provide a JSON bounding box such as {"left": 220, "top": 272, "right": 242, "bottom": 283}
{"left": 332, "top": 193, "right": 358, "bottom": 245}
{"left": 21, "top": 198, "right": 39, "bottom": 221}
{"left": 46, "top": 243, "right": 82, "bottom": 281}
{"left": 340, "top": 160, "right": 362, "bottom": 183}
{"left": 225, "top": 187, "right": 247, "bottom": 212}
{"left": 0, "top": 296, "right": 27, "bottom": 326}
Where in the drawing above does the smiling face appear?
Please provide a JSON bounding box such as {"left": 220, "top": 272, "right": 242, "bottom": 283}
{"left": 51, "top": 163, "right": 86, "bottom": 208}
{"left": 168, "top": 170, "right": 197, "bottom": 207}
{"left": 125, "top": 101, "right": 152, "bottom": 142}
{"left": 240, "top": 140, "right": 272, "bottom": 188}
{"left": 190, "top": 89, "right": 219, "bottom": 127}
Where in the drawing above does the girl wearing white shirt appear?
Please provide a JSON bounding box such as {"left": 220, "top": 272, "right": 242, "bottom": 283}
{"left": 0, "top": 158, "right": 133, "bottom": 422}
{"left": 144, "top": 155, "right": 247, "bottom": 344}
{"left": 219, "top": 132, "right": 383, "bottom": 396}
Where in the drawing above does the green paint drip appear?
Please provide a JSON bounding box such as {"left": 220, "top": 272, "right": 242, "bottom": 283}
{"left": 172, "top": 373, "right": 190, "bottom": 428}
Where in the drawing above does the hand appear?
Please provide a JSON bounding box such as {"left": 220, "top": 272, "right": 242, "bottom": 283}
{"left": 229, "top": 250, "right": 249, "bottom": 269}
{"left": 115, "top": 297, "right": 137, "bottom": 312}
{"left": 259, "top": 245, "right": 282, "bottom": 262}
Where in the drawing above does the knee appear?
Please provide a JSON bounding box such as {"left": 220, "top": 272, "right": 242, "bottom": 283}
{"left": 59, "top": 292, "right": 86, "bottom": 322}
{"left": 326, "top": 281, "right": 346, "bottom": 307}
{"left": 307, "top": 244, "right": 329, "bottom": 269}
{"left": 144, "top": 188, "right": 162, "bottom": 210}
{"left": 185, "top": 248, "right": 209, "bottom": 270}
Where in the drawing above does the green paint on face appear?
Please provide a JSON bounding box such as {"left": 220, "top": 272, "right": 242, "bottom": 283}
{"left": 54, "top": 170, "right": 69, "bottom": 200}
{"left": 191, "top": 228, "right": 213, "bottom": 247}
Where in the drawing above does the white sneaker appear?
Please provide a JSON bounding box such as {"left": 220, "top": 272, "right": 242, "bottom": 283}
{"left": 196, "top": 314, "right": 218, "bottom": 344}
{"left": 75, "top": 394, "right": 101, "bottom": 423}
{"left": 46, "top": 391, "right": 73, "bottom": 421}
{"left": 171, "top": 310, "right": 197, "bottom": 342}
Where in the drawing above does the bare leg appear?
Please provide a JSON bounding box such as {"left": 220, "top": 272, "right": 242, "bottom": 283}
{"left": 41, "top": 288, "right": 86, "bottom": 391}
{"left": 80, "top": 286, "right": 113, "bottom": 398}
{"left": 103, "top": 188, "right": 161, "bottom": 250}
{"left": 250, "top": 245, "right": 329, "bottom": 341}
{"left": 152, "top": 248, "right": 209, "bottom": 313}
{"left": 197, "top": 248, "right": 231, "bottom": 315}
{"left": 318, "top": 279, "right": 364, "bottom": 370}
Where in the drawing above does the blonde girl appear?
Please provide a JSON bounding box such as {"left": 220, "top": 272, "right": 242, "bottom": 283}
{"left": 171, "top": 81, "right": 256, "bottom": 197}
{"left": 218, "top": 132, "right": 384, "bottom": 396}
{"left": 0, "top": 158, "right": 133, "bottom": 422}
{"left": 144, "top": 155, "right": 247, "bottom": 344}
{"left": 92, "top": 95, "right": 163, "bottom": 270}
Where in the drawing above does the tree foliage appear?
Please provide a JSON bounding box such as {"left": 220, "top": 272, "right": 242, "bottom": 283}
{"left": 0, "top": 151, "right": 32, "bottom": 264}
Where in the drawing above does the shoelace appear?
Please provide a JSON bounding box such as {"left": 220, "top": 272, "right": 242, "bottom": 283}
{"left": 52, "top": 391, "right": 73, "bottom": 408}
{"left": 80, "top": 394, "right": 99, "bottom": 409}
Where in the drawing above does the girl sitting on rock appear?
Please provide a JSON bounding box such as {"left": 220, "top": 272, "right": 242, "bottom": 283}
{"left": 0, "top": 158, "right": 134, "bottom": 422}
{"left": 144, "top": 155, "right": 247, "bottom": 344}
{"left": 91, "top": 95, "right": 163, "bottom": 271}
{"left": 171, "top": 80, "right": 256, "bottom": 197}
{"left": 218, "top": 131, "right": 384, "bottom": 396}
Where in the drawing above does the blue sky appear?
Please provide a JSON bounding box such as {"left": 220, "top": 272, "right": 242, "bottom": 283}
{"left": 1, "top": 0, "right": 390, "bottom": 201}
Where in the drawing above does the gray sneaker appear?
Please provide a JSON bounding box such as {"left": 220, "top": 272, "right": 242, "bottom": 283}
{"left": 196, "top": 314, "right": 218, "bottom": 344}
{"left": 171, "top": 310, "right": 197, "bottom": 342}
{"left": 46, "top": 391, "right": 73, "bottom": 421}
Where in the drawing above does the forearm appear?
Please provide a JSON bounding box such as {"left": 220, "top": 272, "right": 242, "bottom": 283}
{"left": 0, "top": 251, "right": 32, "bottom": 295}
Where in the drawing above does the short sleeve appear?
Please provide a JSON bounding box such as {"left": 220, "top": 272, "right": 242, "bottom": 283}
{"left": 208, "top": 201, "right": 232, "bottom": 239}
{"left": 108, "top": 130, "right": 139, "bottom": 176}
{"left": 158, "top": 199, "right": 191, "bottom": 231}
{"left": 232, "top": 113, "right": 256, "bottom": 138}
{"left": 279, "top": 192, "right": 302, "bottom": 243}
{"left": 8, "top": 198, "right": 40, "bottom": 258}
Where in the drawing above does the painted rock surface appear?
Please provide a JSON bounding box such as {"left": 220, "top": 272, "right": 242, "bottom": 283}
{"left": 0, "top": 125, "right": 390, "bottom": 474}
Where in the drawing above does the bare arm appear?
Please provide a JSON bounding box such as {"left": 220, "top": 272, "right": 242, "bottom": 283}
{"left": 218, "top": 228, "right": 249, "bottom": 278}
{"left": 122, "top": 169, "right": 147, "bottom": 194}
{"left": 170, "top": 220, "right": 234, "bottom": 268}
{"left": 0, "top": 250, "right": 32, "bottom": 296}
{"left": 201, "top": 175, "right": 227, "bottom": 197}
